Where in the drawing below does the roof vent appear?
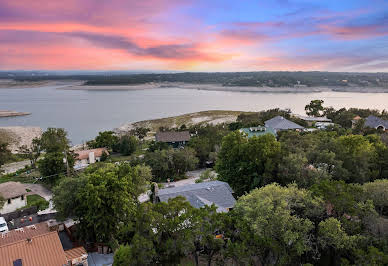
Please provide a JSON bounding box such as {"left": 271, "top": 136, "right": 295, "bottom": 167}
{"left": 26, "top": 238, "right": 32, "bottom": 244}
{"left": 13, "top": 259, "right": 22, "bottom": 266}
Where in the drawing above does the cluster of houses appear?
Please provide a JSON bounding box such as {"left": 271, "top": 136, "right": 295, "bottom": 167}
{"left": 239, "top": 115, "right": 333, "bottom": 138}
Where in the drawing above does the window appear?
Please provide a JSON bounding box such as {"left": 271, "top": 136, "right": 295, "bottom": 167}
{"left": 21, "top": 195, "right": 24, "bottom": 200}
{"left": 7, "top": 199, "right": 11, "bottom": 204}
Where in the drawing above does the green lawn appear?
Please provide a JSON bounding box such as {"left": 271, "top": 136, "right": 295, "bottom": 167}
{"left": 26, "top": 194, "right": 49, "bottom": 211}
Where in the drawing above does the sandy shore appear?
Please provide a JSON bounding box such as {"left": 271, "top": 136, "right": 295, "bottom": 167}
{"left": 0, "top": 110, "right": 31, "bottom": 117}
{"left": 61, "top": 82, "right": 388, "bottom": 93}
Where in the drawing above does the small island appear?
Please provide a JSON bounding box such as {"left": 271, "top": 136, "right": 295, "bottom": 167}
{"left": 0, "top": 110, "right": 31, "bottom": 118}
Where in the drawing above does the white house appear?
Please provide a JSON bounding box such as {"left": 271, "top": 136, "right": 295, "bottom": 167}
{"left": 0, "top": 182, "right": 27, "bottom": 214}
{"left": 74, "top": 148, "right": 109, "bottom": 169}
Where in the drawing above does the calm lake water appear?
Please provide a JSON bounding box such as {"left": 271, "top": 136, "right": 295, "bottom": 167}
{"left": 0, "top": 85, "right": 387, "bottom": 144}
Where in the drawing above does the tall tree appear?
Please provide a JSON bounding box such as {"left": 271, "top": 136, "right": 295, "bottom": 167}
{"left": 305, "top": 99, "right": 325, "bottom": 117}
{"left": 216, "top": 132, "right": 281, "bottom": 196}
{"left": 52, "top": 163, "right": 152, "bottom": 243}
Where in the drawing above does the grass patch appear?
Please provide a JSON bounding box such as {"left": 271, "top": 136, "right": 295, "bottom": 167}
{"left": 26, "top": 194, "right": 49, "bottom": 211}
{"left": 0, "top": 166, "right": 40, "bottom": 184}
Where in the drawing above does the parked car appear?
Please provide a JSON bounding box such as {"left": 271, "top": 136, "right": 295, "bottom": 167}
{"left": 0, "top": 217, "right": 8, "bottom": 233}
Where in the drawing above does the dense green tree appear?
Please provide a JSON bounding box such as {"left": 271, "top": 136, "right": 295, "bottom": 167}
{"left": 333, "top": 135, "right": 375, "bottom": 183}
{"left": 115, "top": 197, "right": 198, "bottom": 265}
{"left": 305, "top": 100, "right": 325, "bottom": 117}
{"left": 234, "top": 184, "right": 324, "bottom": 265}
{"left": 113, "top": 235, "right": 156, "bottom": 266}
{"left": 117, "top": 135, "right": 138, "bottom": 156}
{"left": 132, "top": 127, "right": 150, "bottom": 140}
{"left": 363, "top": 179, "right": 388, "bottom": 215}
{"left": 52, "top": 176, "right": 87, "bottom": 220}
{"left": 52, "top": 163, "right": 152, "bottom": 242}
{"left": 147, "top": 140, "right": 169, "bottom": 152}
{"left": 216, "top": 132, "right": 281, "bottom": 196}
{"left": 37, "top": 152, "right": 67, "bottom": 181}
{"left": 144, "top": 148, "right": 198, "bottom": 182}
{"left": 192, "top": 205, "right": 227, "bottom": 266}
{"left": 88, "top": 131, "right": 119, "bottom": 150}
{"left": 40, "top": 128, "right": 71, "bottom": 153}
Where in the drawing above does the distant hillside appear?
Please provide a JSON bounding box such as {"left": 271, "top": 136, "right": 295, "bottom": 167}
{"left": 2, "top": 71, "right": 388, "bottom": 88}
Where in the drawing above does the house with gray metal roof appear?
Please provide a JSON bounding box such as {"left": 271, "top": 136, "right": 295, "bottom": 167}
{"left": 365, "top": 115, "right": 388, "bottom": 131}
{"left": 264, "top": 116, "right": 304, "bottom": 132}
{"left": 157, "top": 181, "right": 236, "bottom": 212}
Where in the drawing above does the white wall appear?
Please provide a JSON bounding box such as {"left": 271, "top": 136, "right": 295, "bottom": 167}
{"left": 0, "top": 195, "right": 27, "bottom": 214}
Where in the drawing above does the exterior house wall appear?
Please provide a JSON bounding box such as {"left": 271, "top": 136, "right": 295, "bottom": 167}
{"left": 75, "top": 158, "right": 89, "bottom": 167}
{"left": 0, "top": 196, "right": 26, "bottom": 214}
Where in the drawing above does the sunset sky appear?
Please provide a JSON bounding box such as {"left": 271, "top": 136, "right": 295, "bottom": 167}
{"left": 0, "top": 0, "right": 387, "bottom": 72}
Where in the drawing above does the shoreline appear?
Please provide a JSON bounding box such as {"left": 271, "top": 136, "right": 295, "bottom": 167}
{"left": 0, "top": 110, "right": 31, "bottom": 118}
{"left": 63, "top": 82, "right": 388, "bottom": 93}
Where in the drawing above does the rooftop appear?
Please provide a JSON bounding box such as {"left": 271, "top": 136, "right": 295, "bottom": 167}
{"left": 265, "top": 116, "right": 304, "bottom": 131}
{"left": 0, "top": 222, "right": 50, "bottom": 247}
{"left": 0, "top": 182, "right": 27, "bottom": 200}
{"left": 158, "top": 181, "right": 236, "bottom": 212}
{"left": 0, "top": 231, "right": 68, "bottom": 266}
{"left": 155, "top": 131, "right": 191, "bottom": 143}
{"left": 365, "top": 115, "right": 388, "bottom": 129}
{"left": 298, "top": 116, "right": 332, "bottom": 122}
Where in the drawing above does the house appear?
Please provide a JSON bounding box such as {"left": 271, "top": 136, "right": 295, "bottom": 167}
{"left": 156, "top": 181, "right": 236, "bottom": 213}
{"left": 351, "top": 115, "right": 362, "bottom": 128}
{"left": 365, "top": 115, "right": 388, "bottom": 131}
{"left": 75, "top": 148, "right": 109, "bottom": 169}
{"left": 298, "top": 116, "right": 332, "bottom": 127}
{"left": 264, "top": 116, "right": 304, "bottom": 132}
{"left": 315, "top": 122, "right": 335, "bottom": 129}
{"left": 155, "top": 131, "right": 191, "bottom": 148}
{"left": 239, "top": 126, "right": 277, "bottom": 138}
{"left": 0, "top": 222, "right": 88, "bottom": 266}
{"left": 0, "top": 182, "right": 27, "bottom": 214}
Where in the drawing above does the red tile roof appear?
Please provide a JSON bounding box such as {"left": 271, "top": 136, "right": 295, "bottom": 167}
{"left": 0, "top": 223, "right": 50, "bottom": 247}
{"left": 65, "top": 246, "right": 87, "bottom": 261}
{"left": 0, "top": 231, "right": 68, "bottom": 266}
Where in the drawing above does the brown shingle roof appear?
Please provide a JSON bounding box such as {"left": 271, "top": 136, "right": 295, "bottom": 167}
{"left": 0, "top": 222, "right": 50, "bottom": 247}
{"left": 0, "top": 182, "right": 27, "bottom": 200}
{"left": 155, "top": 131, "right": 191, "bottom": 143}
{"left": 65, "top": 246, "right": 87, "bottom": 261}
{"left": 75, "top": 148, "right": 109, "bottom": 160}
{"left": 0, "top": 231, "right": 68, "bottom": 266}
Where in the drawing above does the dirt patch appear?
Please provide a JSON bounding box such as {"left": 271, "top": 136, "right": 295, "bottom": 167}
{"left": 0, "top": 127, "right": 42, "bottom": 153}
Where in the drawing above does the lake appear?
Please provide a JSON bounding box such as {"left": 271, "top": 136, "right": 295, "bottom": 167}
{"left": 0, "top": 85, "right": 387, "bottom": 144}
